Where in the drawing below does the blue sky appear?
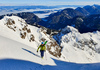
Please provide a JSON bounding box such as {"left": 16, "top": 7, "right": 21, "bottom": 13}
{"left": 0, "top": 0, "right": 100, "bottom": 6}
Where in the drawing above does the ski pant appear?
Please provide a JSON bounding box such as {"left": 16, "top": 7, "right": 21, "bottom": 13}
{"left": 40, "top": 50, "right": 45, "bottom": 58}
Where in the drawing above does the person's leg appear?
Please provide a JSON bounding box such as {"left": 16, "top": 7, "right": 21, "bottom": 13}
{"left": 42, "top": 51, "right": 44, "bottom": 57}
{"left": 40, "top": 50, "right": 44, "bottom": 58}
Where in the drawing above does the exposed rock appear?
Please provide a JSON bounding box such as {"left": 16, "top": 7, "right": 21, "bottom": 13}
{"left": 29, "top": 34, "right": 34, "bottom": 42}
{"left": 27, "top": 29, "right": 31, "bottom": 33}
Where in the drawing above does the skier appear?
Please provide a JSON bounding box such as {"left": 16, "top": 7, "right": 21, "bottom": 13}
{"left": 37, "top": 42, "right": 46, "bottom": 59}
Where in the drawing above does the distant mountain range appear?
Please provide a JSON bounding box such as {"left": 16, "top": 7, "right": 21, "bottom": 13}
{"left": 0, "top": 5, "right": 82, "bottom": 9}
{"left": 0, "top": 4, "right": 100, "bottom": 33}
{"left": 0, "top": 12, "right": 44, "bottom": 25}
{"left": 76, "top": 5, "right": 100, "bottom": 16}
{"left": 42, "top": 4, "right": 100, "bottom": 33}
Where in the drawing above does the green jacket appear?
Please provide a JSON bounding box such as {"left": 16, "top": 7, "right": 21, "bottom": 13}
{"left": 37, "top": 45, "right": 46, "bottom": 51}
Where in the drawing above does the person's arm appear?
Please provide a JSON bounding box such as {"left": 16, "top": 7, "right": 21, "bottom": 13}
{"left": 37, "top": 45, "right": 40, "bottom": 52}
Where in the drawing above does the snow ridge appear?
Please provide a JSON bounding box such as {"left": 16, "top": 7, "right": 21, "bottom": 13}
{"left": 54, "top": 26, "right": 100, "bottom": 63}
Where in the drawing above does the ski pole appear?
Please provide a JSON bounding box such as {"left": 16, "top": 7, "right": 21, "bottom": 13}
{"left": 45, "top": 52, "right": 47, "bottom": 60}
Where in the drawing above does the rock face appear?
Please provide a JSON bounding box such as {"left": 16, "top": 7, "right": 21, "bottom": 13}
{"left": 53, "top": 26, "right": 100, "bottom": 63}
{"left": 1, "top": 16, "right": 61, "bottom": 57}
{"left": 4, "top": 17, "right": 35, "bottom": 42}
{"left": 75, "top": 7, "right": 90, "bottom": 16}
{"left": 39, "top": 27, "right": 61, "bottom": 57}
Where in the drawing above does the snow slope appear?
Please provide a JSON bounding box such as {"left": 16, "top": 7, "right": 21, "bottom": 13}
{"left": 0, "top": 33, "right": 100, "bottom": 70}
{"left": 0, "top": 35, "right": 55, "bottom": 64}
{"left": 0, "top": 16, "right": 61, "bottom": 57}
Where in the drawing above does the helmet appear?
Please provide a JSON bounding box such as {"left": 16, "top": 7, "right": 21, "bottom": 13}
{"left": 41, "top": 42, "right": 44, "bottom": 44}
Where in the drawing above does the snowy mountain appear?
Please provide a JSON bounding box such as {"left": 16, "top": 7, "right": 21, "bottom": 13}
{"left": 54, "top": 26, "right": 100, "bottom": 63}
{"left": 75, "top": 5, "right": 100, "bottom": 16}
{"left": 0, "top": 16, "right": 100, "bottom": 70}
{"left": 0, "top": 16, "right": 61, "bottom": 57}
{"left": 1, "top": 34, "right": 100, "bottom": 70}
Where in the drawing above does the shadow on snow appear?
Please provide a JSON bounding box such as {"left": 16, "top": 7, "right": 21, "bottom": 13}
{"left": 22, "top": 48, "right": 41, "bottom": 58}
{"left": 0, "top": 58, "right": 100, "bottom": 70}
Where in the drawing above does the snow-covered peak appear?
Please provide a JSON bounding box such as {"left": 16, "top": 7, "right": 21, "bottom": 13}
{"left": 92, "top": 6, "right": 96, "bottom": 9}
{"left": 2, "top": 16, "right": 26, "bottom": 29}
{"left": 53, "top": 26, "right": 79, "bottom": 44}
{"left": 54, "top": 26, "right": 100, "bottom": 63}
{"left": 62, "top": 26, "right": 78, "bottom": 34}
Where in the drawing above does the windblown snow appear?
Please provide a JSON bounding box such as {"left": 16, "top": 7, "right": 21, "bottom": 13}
{"left": 0, "top": 16, "right": 100, "bottom": 70}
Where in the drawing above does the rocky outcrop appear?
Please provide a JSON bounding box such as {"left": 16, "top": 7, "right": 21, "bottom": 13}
{"left": 5, "top": 17, "right": 35, "bottom": 42}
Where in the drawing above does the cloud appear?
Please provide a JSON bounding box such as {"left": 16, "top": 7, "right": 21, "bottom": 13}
{"left": 47, "top": 1, "right": 100, "bottom": 5}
